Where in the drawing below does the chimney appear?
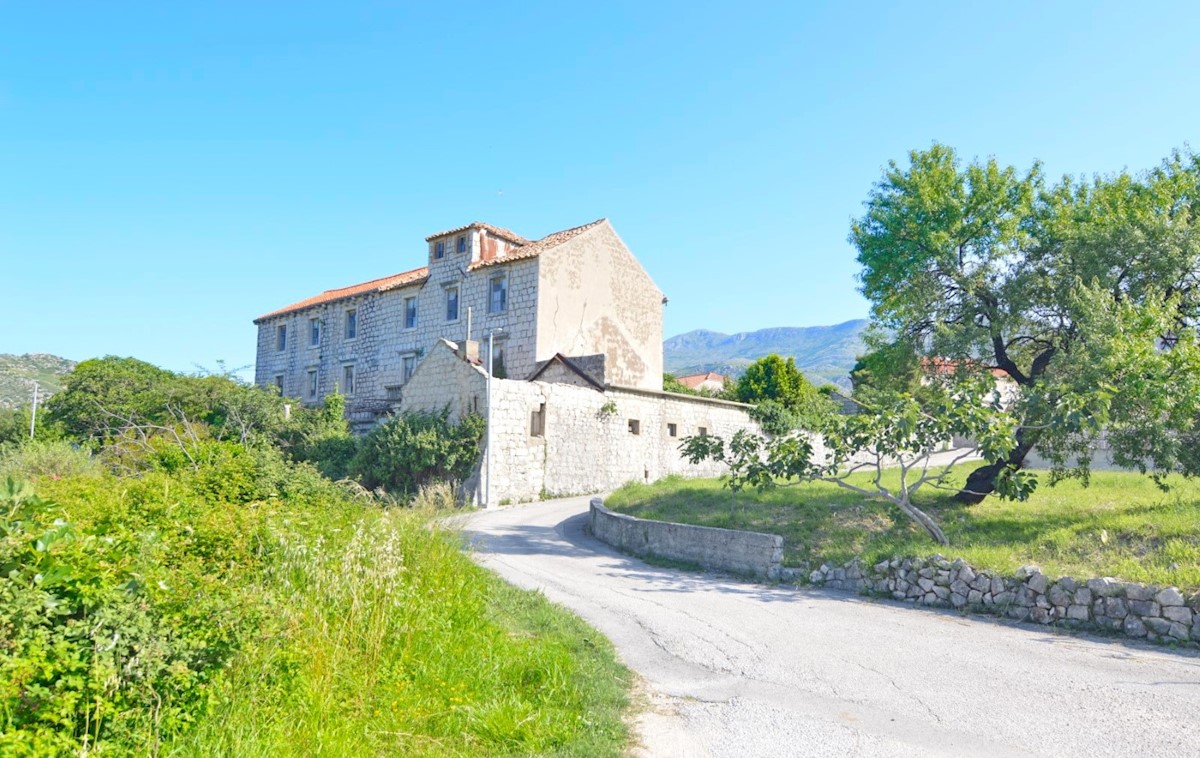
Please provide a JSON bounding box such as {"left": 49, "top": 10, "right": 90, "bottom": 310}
{"left": 459, "top": 339, "right": 480, "bottom": 363}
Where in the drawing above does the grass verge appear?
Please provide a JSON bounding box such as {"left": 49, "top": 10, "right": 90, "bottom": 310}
{"left": 172, "top": 506, "right": 633, "bottom": 753}
{"left": 169, "top": 508, "right": 631, "bottom": 757}
{"left": 606, "top": 469, "right": 1200, "bottom": 589}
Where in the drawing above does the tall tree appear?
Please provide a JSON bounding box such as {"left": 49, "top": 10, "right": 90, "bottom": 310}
{"left": 851, "top": 145, "right": 1200, "bottom": 501}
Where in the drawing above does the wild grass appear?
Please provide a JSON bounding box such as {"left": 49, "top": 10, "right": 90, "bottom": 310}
{"left": 606, "top": 469, "right": 1200, "bottom": 589}
{"left": 170, "top": 507, "right": 630, "bottom": 757}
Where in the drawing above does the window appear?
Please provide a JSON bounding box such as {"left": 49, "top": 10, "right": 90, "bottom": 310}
{"left": 697, "top": 426, "right": 708, "bottom": 437}
{"left": 404, "top": 297, "right": 417, "bottom": 329}
{"left": 276, "top": 324, "right": 287, "bottom": 352}
{"left": 489, "top": 275, "right": 508, "bottom": 313}
{"left": 273, "top": 374, "right": 284, "bottom": 392}
{"left": 446, "top": 286, "right": 459, "bottom": 322}
{"left": 310, "top": 317, "right": 320, "bottom": 347}
{"left": 308, "top": 370, "right": 318, "bottom": 399}
{"left": 345, "top": 309, "right": 357, "bottom": 340}
{"left": 435, "top": 240, "right": 445, "bottom": 259}
{"left": 667, "top": 422, "right": 678, "bottom": 438}
{"left": 628, "top": 419, "right": 640, "bottom": 435}
{"left": 530, "top": 403, "right": 546, "bottom": 437}
{"left": 343, "top": 365, "right": 355, "bottom": 395}
{"left": 456, "top": 235, "right": 466, "bottom": 254}
{"left": 402, "top": 354, "right": 416, "bottom": 383}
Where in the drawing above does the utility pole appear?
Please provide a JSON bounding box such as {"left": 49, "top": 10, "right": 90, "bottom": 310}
{"left": 29, "top": 381, "right": 38, "bottom": 439}
{"left": 485, "top": 328, "right": 503, "bottom": 509}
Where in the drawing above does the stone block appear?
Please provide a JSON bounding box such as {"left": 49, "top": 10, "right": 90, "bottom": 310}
{"left": 951, "top": 592, "right": 968, "bottom": 607}
{"left": 1058, "top": 576, "right": 1078, "bottom": 593}
{"left": 1105, "top": 598, "right": 1129, "bottom": 619}
{"left": 950, "top": 580, "right": 971, "bottom": 597}
{"left": 958, "top": 565, "right": 976, "bottom": 584}
{"left": 1143, "top": 617, "right": 1172, "bottom": 636}
{"left": 1162, "top": 606, "right": 1193, "bottom": 625}
{"left": 993, "top": 591, "right": 1015, "bottom": 605}
{"left": 1066, "top": 605, "right": 1090, "bottom": 621}
{"left": 991, "top": 577, "right": 1007, "bottom": 595}
{"left": 1125, "top": 584, "right": 1155, "bottom": 601}
{"left": 1014, "top": 564, "right": 1042, "bottom": 580}
{"left": 967, "top": 589, "right": 983, "bottom": 605}
{"left": 1128, "top": 600, "right": 1161, "bottom": 618}
{"left": 1168, "top": 623, "right": 1190, "bottom": 640}
{"left": 1074, "top": 587, "right": 1093, "bottom": 606}
{"left": 1027, "top": 572, "right": 1048, "bottom": 594}
{"left": 1123, "top": 616, "right": 1148, "bottom": 637}
{"left": 1030, "top": 607, "right": 1052, "bottom": 624}
{"left": 1047, "top": 585, "right": 1071, "bottom": 607}
{"left": 1156, "top": 587, "right": 1185, "bottom": 607}
{"left": 918, "top": 577, "right": 936, "bottom": 592}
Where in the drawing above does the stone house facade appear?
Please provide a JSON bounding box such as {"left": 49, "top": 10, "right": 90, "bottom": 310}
{"left": 254, "top": 218, "right": 665, "bottom": 427}
{"left": 401, "top": 339, "right": 757, "bottom": 503}
{"left": 253, "top": 217, "right": 760, "bottom": 502}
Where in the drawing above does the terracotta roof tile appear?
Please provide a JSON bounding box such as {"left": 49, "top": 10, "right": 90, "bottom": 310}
{"left": 425, "top": 221, "right": 530, "bottom": 245}
{"left": 469, "top": 218, "right": 606, "bottom": 270}
{"left": 255, "top": 218, "right": 605, "bottom": 322}
{"left": 255, "top": 266, "right": 429, "bottom": 322}
{"left": 677, "top": 372, "right": 726, "bottom": 389}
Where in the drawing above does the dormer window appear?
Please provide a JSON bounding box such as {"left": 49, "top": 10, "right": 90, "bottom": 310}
{"left": 456, "top": 235, "right": 466, "bottom": 254}
{"left": 435, "top": 240, "right": 445, "bottom": 259}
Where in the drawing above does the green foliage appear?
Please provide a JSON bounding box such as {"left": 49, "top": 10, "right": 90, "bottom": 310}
{"left": 849, "top": 337, "right": 923, "bottom": 403}
{"left": 850, "top": 145, "right": 1200, "bottom": 497}
{"left": 682, "top": 378, "right": 1025, "bottom": 545}
{"left": 733, "top": 354, "right": 837, "bottom": 429}
{"left": 283, "top": 392, "right": 358, "bottom": 480}
{"left": 748, "top": 399, "right": 800, "bottom": 436}
{"left": 349, "top": 409, "right": 485, "bottom": 497}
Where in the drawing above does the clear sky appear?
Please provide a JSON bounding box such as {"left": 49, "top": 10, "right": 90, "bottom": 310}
{"left": 3, "top": 1, "right": 1198, "bottom": 376}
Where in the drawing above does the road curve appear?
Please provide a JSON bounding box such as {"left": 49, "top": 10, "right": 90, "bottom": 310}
{"left": 459, "top": 496, "right": 1200, "bottom": 757}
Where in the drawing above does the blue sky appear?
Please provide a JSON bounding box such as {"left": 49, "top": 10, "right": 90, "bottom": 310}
{"left": 3, "top": 2, "right": 1198, "bottom": 375}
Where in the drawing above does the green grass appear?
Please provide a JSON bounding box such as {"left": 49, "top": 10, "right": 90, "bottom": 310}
{"left": 169, "top": 507, "right": 631, "bottom": 758}
{"left": 3, "top": 444, "right": 631, "bottom": 757}
{"left": 606, "top": 469, "right": 1200, "bottom": 590}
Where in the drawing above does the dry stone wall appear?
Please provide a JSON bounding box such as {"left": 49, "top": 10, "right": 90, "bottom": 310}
{"left": 806, "top": 557, "right": 1200, "bottom": 646}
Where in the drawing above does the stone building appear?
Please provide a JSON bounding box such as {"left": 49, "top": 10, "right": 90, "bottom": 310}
{"left": 255, "top": 218, "right": 664, "bottom": 425}
{"left": 254, "top": 217, "right": 759, "bottom": 502}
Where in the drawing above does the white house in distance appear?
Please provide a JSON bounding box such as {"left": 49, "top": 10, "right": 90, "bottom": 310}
{"left": 253, "top": 218, "right": 759, "bottom": 503}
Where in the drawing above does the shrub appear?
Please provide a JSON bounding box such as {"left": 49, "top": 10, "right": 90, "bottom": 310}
{"left": 349, "top": 410, "right": 485, "bottom": 497}
{"left": 0, "top": 439, "right": 103, "bottom": 482}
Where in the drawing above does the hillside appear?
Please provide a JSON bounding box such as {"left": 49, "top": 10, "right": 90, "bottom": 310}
{"left": 663, "top": 319, "right": 869, "bottom": 390}
{"left": 0, "top": 353, "right": 76, "bottom": 409}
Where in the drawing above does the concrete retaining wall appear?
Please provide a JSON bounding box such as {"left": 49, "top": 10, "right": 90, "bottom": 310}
{"left": 589, "top": 498, "right": 782, "bottom": 580}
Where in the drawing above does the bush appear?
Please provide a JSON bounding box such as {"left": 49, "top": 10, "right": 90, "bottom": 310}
{"left": 349, "top": 410, "right": 485, "bottom": 497}
{"left": 0, "top": 439, "right": 103, "bottom": 482}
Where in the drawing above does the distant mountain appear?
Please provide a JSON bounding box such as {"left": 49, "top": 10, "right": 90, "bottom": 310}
{"left": 663, "top": 319, "right": 869, "bottom": 390}
{"left": 0, "top": 354, "right": 76, "bottom": 409}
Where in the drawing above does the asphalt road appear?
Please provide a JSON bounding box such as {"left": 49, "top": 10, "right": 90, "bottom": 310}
{"left": 460, "top": 495, "right": 1200, "bottom": 757}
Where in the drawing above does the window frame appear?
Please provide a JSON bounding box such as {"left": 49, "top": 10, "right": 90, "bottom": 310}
{"left": 488, "top": 274, "right": 508, "bottom": 314}
{"left": 342, "top": 364, "right": 356, "bottom": 396}
{"left": 404, "top": 296, "right": 418, "bottom": 329}
{"left": 345, "top": 308, "right": 357, "bottom": 340}
{"left": 276, "top": 324, "right": 287, "bottom": 352}
{"left": 309, "top": 317, "right": 321, "bottom": 347}
{"left": 445, "top": 285, "right": 460, "bottom": 322}
{"left": 456, "top": 235, "right": 466, "bottom": 254}
{"left": 402, "top": 354, "right": 416, "bottom": 383}
{"left": 307, "top": 369, "right": 318, "bottom": 399}
{"left": 435, "top": 240, "right": 445, "bottom": 259}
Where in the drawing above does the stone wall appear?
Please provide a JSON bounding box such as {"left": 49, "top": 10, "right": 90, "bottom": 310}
{"left": 395, "top": 339, "right": 759, "bottom": 504}
{"left": 807, "top": 557, "right": 1200, "bottom": 646}
{"left": 590, "top": 498, "right": 783, "bottom": 580}
{"left": 535, "top": 221, "right": 664, "bottom": 391}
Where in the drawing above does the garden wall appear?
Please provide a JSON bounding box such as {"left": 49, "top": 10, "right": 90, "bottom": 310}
{"left": 589, "top": 498, "right": 783, "bottom": 580}
{"left": 806, "top": 556, "right": 1200, "bottom": 645}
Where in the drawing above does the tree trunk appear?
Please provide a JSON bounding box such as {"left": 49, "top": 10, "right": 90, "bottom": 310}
{"left": 955, "top": 426, "right": 1041, "bottom": 504}
{"left": 896, "top": 496, "right": 949, "bottom": 545}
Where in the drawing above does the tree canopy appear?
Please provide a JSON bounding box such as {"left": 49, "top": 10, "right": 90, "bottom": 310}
{"left": 731, "top": 354, "right": 836, "bottom": 431}
{"left": 850, "top": 145, "right": 1200, "bottom": 500}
